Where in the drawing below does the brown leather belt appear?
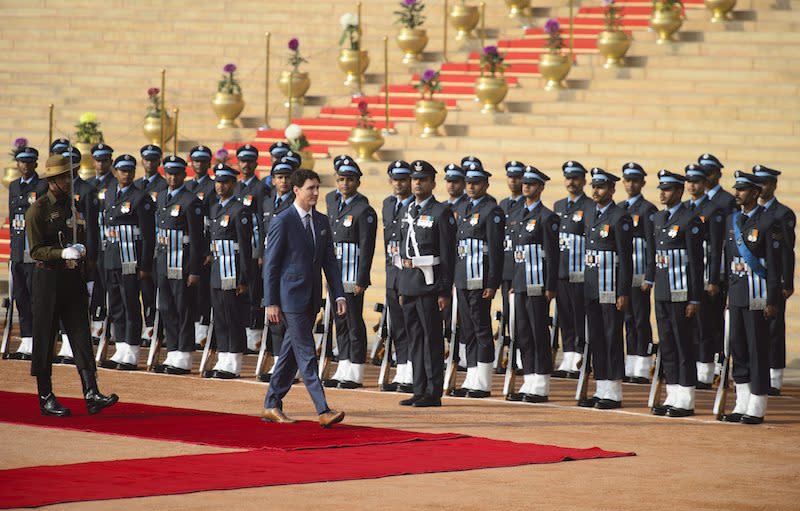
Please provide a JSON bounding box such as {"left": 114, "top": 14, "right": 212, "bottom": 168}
{"left": 35, "top": 261, "right": 77, "bottom": 270}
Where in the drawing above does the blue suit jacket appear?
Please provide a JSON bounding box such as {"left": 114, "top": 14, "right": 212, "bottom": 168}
{"left": 263, "top": 205, "right": 345, "bottom": 313}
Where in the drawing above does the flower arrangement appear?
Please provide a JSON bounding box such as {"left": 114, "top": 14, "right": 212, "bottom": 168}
{"left": 285, "top": 123, "right": 310, "bottom": 152}
{"left": 287, "top": 38, "right": 308, "bottom": 73}
{"left": 10, "top": 137, "right": 27, "bottom": 159}
{"left": 355, "top": 100, "right": 376, "bottom": 129}
{"left": 602, "top": 0, "right": 624, "bottom": 30}
{"left": 145, "top": 87, "right": 164, "bottom": 118}
{"left": 652, "top": 0, "right": 684, "bottom": 14}
{"left": 543, "top": 18, "right": 564, "bottom": 54}
{"left": 339, "top": 13, "right": 361, "bottom": 50}
{"left": 217, "top": 63, "right": 242, "bottom": 95}
{"left": 394, "top": 0, "right": 426, "bottom": 29}
{"left": 214, "top": 149, "right": 229, "bottom": 165}
{"left": 479, "top": 45, "right": 507, "bottom": 77}
{"left": 414, "top": 68, "right": 442, "bottom": 99}
{"left": 75, "top": 112, "right": 104, "bottom": 144}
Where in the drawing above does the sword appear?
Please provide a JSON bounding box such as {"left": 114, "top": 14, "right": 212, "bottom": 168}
{"left": 317, "top": 296, "right": 333, "bottom": 379}
{"left": 443, "top": 286, "right": 459, "bottom": 393}
{"left": 146, "top": 289, "right": 162, "bottom": 371}
{"left": 198, "top": 312, "right": 216, "bottom": 374}
{"left": 502, "top": 291, "right": 517, "bottom": 397}
{"left": 713, "top": 308, "right": 732, "bottom": 420}
{"left": 574, "top": 316, "right": 591, "bottom": 402}
{"left": 254, "top": 309, "right": 273, "bottom": 376}
{"left": 377, "top": 302, "right": 394, "bottom": 388}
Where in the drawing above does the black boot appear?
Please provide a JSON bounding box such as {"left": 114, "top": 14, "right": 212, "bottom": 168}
{"left": 37, "top": 375, "right": 71, "bottom": 417}
{"left": 79, "top": 369, "right": 119, "bottom": 415}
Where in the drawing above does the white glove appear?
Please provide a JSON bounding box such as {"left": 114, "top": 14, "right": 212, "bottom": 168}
{"left": 61, "top": 247, "right": 82, "bottom": 260}
{"left": 72, "top": 244, "right": 87, "bottom": 257}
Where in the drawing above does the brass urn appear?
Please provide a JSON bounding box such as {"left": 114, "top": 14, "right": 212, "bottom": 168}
{"left": 299, "top": 149, "right": 315, "bottom": 170}
{"left": 650, "top": 6, "right": 683, "bottom": 44}
{"left": 539, "top": 53, "right": 571, "bottom": 90}
{"left": 396, "top": 28, "right": 429, "bottom": 64}
{"left": 278, "top": 71, "right": 311, "bottom": 106}
{"left": 348, "top": 126, "right": 385, "bottom": 161}
{"left": 505, "top": 0, "right": 530, "bottom": 18}
{"left": 211, "top": 92, "right": 245, "bottom": 128}
{"left": 597, "top": 30, "right": 632, "bottom": 68}
{"left": 2, "top": 165, "right": 20, "bottom": 188}
{"left": 74, "top": 142, "right": 96, "bottom": 180}
{"left": 705, "top": 0, "right": 736, "bottom": 22}
{"left": 415, "top": 100, "right": 448, "bottom": 138}
{"left": 142, "top": 114, "right": 175, "bottom": 146}
{"left": 449, "top": 3, "right": 479, "bottom": 41}
{"left": 338, "top": 49, "right": 370, "bottom": 88}
{"left": 474, "top": 76, "right": 508, "bottom": 113}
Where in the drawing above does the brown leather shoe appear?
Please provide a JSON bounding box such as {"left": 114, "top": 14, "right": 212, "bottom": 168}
{"left": 261, "top": 408, "right": 296, "bottom": 423}
{"left": 319, "top": 409, "right": 345, "bottom": 428}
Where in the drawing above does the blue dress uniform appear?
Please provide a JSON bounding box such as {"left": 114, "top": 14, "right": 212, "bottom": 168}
{"left": 752, "top": 164, "right": 795, "bottom": 395}
{"left": 398, "top": 161, "right": 456, "bottom": 407}
{"left": 152, "top": 156, "right": 204, "bottom": 375}
{"left": 619, "top": 163, "right": 658, "bottom": 383}
{"left": 449, "top": 166, "right": 504, "bottom": 398}
{"left": 261, "top": 141, "right": 290, "bottom": 189}
{"left": 498, "top": 161, "right": 526, "bottom": 366}
{"left": 508, "top": 167, "right": 560, "bottom": 402}
{"left": 324, "top": 159, "right": 378, "bottom": 388}
{"left": 683, "top": 164, "right": 726, "bottom": 387}
{"left": 134, "top": 144, "right": 167, "bottom": 346}
{"left": 186, "top": 145, "right": 216, "bottom": 345}
{"left": 579, "top": 168, "right": 633, "bottom": 409}
{"left": 443, "top": 163, "right": 468, "bottom": 366}
{"left": 235, "top": 144, "right": 269, "bottom": 353}
{"left": 257, "top": 157, "right": 299, "bottom": 382}
{"left": 86, "top": 144, "right": 118, "bottom": 338}
{"left": 722, "top": 171, "right": 783, "bottom": 424}
{"left": 98, "top": 155, "right": 156, "bottom": 370}
{"left": 553, "top": 161, "right": 594, "bottom": 377}
{"left": 381, "top": 161, "right": 415, "bottom": 390}
{"left": 651, "top": 170, "right": 704, "bottom": 417}
{"left": 204, "top": 164, "right": 254, "bottom": 379}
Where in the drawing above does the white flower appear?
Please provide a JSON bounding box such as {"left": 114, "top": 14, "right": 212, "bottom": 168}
{"left": 285, "top": 123, "right": 303, "bottom": 140}
{"left": 340, "top": 12, "right": 358, "bottom": 29}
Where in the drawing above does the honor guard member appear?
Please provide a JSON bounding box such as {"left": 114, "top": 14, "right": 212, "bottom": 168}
{"left": 698, "top": 153, "right": 736, "bottom": 214}
{"left": 553, "top": 161, "right": 593, "bottom": 378}
{"left": 263, "top": 141, "right": 290, "bottom": 188}
{"left": 754, "top": 165, "right": 795, "bottom": 395}
{"left": 398, "top": 160, "right": 456, "bottom": 407}
{"left": 448, "top": 164, "right": 504, "bottom": 398}
{"left": 506, "top": 166, "right": 559, "bottom": 403}
{"left": 98, "top": 155, "right": 156, "bottom": 370}
{"left": 135, "top": 144, "right": 167, "bottom": 347}
{"left": 380, "top": 160, "right": 415, "bottom": 391}
{"left": 620, "top": 162, "right": 658, "bottom": 384}
{"left": 684, "top": 163, "right": 726, "bottom": 389}
{"left": 236, "top": 144, "right": 269, "bottom": 354}
{"left": 152, "top": 156, "right": 204, "bottom": 374}
{"left": 323, "top": 158, "right": 378, "bottom": 389}
{"left": 442, "top": 163, "right": 467, "bottom": 365}
{"left": 650, "top": 170, "right": 704, "bottom": 417}
{"left": 257, "top": 156, "right": 300, "bottom": 382}
{"left": 6, "top": 145, "right": 47, "bottom": 360}
{"left": 722, "top": 171, "right": 783, "bottom": 424}
{"left": 87, "top": 143, "right": 118, "bottom": 341}
{"left": 579, "top": 168, "right": 633, "bottom": 409}
{"left": 26, "top": 155, "right": 118, "bottom": 416}
{"left": 497, "top": 161, "right": 526, "bottom": 371}
{"left": 186, "top": 145, "right": 215, "bottom": 346}
{"left": 203, "top": 164, "right": 253, "bottom": 379}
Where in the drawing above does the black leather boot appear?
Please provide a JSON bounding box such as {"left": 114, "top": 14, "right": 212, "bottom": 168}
{"left": 37, "top": 375, "right": 71, "bottom": 417}
{"left": 79, "top": 369, "right": 119, "bottom": 415}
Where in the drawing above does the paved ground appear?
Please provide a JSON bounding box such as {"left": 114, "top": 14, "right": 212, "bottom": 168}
{"left": 1, "top": 358, "right": 798, "bottom": 511}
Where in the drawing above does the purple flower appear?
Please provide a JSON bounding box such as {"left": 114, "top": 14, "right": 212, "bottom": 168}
{"left": 403, "top": 0, "right": 417, "bottom": 6}
{"left": 288, "top": 38, "right": 299, "bottom": 51}
{"left": 602, "top": 0, "right": 614, "bottom": 5}
{"left": 483, "top": 45, "right": 498, "bottom": 56}
{"left": 13, "top": 137, "right": 28, "bottom": 148}
{"left": 544, "top": 18, "right": 560, "bottom": 34}
{"left": 421, "top": 68, "right": 436, "bottom": 82}
{"left": 215, "top": 148, "right": 229, "bottom": 160}
{"left": 223, "top": 63, "right": 237, "bottom": 74}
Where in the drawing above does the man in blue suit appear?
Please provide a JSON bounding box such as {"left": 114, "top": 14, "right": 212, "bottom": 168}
{"left": 262, "top": 168, "right": 348, "bottom": 428}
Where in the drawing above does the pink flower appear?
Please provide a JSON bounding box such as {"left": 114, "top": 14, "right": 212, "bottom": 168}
{"left": 602, "top": 0, "right": 614, "bottom": 5}
{"left": 544, "top": 18, "right": 560, "bottom": 34}
{"left": 288, "top": 38, "right": 299, "bottom": 51}
{"left": 483, "top": 45, "right": 498, "bottom": 56}
{"left": 223, "top": 63, "right": 237, "bottom": 74}
{"left": 215, "top": 149, "right": 229, "bottom": 160}
{"left": 358, "top": 100, "right": 369, "bottom": 114}
{"left": 13, "top": 137, "right": 28, "bottom": 148}
{"left": 403, "top": 0, "right": 417, "bottom": 6}
{"left": 147, "top": 87, "right": 160, "bottom": 97}
{"left": 421, "top": 68, "right": 436, "bottom": 82}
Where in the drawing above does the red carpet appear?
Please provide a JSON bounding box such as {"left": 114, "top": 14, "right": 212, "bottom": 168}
{"left": 0, "top": 392, "right": 634, "bottom": 508}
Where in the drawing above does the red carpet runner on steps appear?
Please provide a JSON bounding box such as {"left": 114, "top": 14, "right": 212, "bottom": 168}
{"left": 0, "top": 391, "right": 634, "bottom": 508}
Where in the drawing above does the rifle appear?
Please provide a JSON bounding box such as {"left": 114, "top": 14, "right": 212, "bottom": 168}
{"left": 492, "top": 310, "right": 505, "bottom": 371}
{"left": 145, "top": 290, "right": 162, "bottom": 371}
{"left": 574, "top": 317, "right": 591, "bottom": 402}
{"left": 369, "top": 302, "right": 387, "bottom": 366}
{"left": 198, "top": 312, "right": 216, "bottom": 374}
{"left": 1, "top": 262, "right": 14, "bottom": 358}
{"left": 647, "top": 342, "right": 663, "bottom": 409}
{"left": 254, "top": 309, "right": 273, "bottom": 376}
{"left": 95, "top": 295, "right": 111, "bottom": 363}
{"left": 443, "top": 287, "right": 459, "bottom": 394}
{"left": 713, "top": 308, "right": 731, "bottom": 420}
{"left": 317, "top": 297, "right": 333, "bottom": 379}
{"left": 377, "top": 303, "right": 394, "bottom": 388}
{"left": 502, "top": 292, "right": 517, "bottom": 397}
{"left": 549, "top": 305, "right": 559, "bottom": 361}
